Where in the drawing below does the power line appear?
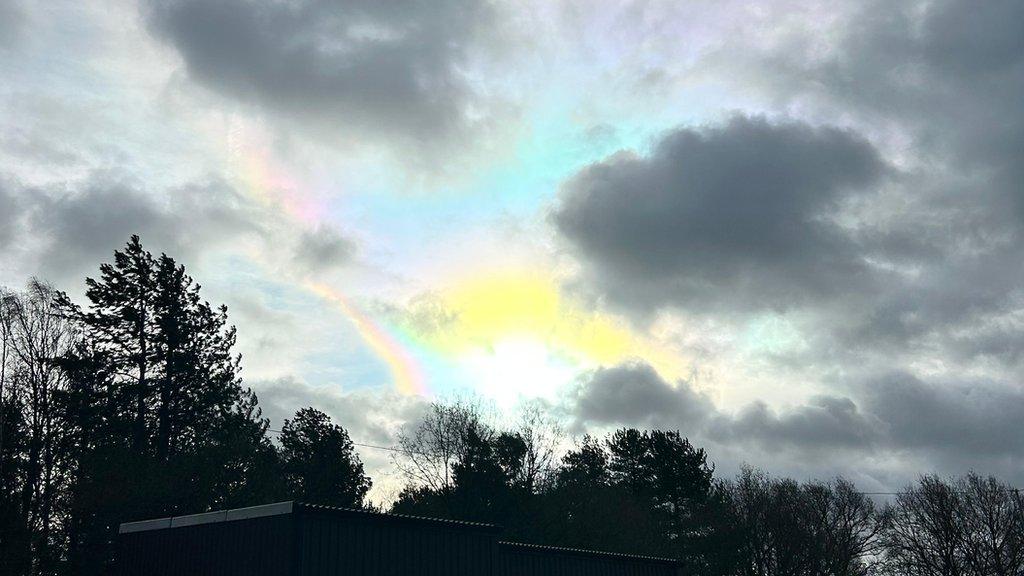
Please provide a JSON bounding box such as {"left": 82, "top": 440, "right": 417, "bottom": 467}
{"left": 266, "top": 428, "right": 411, "bottom": 455}
{"left": 856, "top": 488, "right": 1022, "bottom": 496}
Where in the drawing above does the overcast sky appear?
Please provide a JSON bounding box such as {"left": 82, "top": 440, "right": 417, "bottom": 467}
{"left": 2, "top": 0, "right": 1022, "bottom": 500}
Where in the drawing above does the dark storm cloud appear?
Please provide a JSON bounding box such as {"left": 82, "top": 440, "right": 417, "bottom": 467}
{"left": 293, "top": 225, "right": 356, "bottom": 273}
{"left": 2, "top": 173, "right": 261, "bottom": 283}
{"left": 863, "top": 373, "right": 1024, "bottom": 458}
{"left": 568, "top": 362, "right": 715, "bottom": 431}
{"left": 145, "top": 0, "right": 495, "bottom": 144}
{"left": 554, "top": 115, "right": 887, "bottom": 313}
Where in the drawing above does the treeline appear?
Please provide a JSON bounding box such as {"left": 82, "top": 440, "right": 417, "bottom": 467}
{"left": 0, "top": 237, "right": 367, "bottom": 575}
{"left": 1, "top": 237, "right": 1022, "bottom": 576}
{"left": 389, "top": 403, "right": 1024, "bottom": 576}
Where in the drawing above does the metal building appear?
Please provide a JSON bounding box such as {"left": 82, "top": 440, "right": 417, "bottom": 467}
{"left": 118, "top": 501, "right": 682, "bottom": 576}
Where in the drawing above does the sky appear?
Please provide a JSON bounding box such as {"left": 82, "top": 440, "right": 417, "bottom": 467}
{"left": 1, "top": 0, "right": 1023, "bottom": 501}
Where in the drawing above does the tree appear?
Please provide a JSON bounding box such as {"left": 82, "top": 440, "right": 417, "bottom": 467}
{"left": 718, "top": 468, "right": 882, "bottom": 576}
{"left": 279, "top": 407, "right": 370, "bottom": 508}
{"left": 52, "top": 236, "right": 275, "bottom": 574}
{"left": 391, "top": 401, "right": 562, "bottom": 538}
{"left": 54, "top": 339, "right": 118, "bottom": 576}
{"left": 881, "top": 475, "right": 965, "bottom": 576}
{"left": 0, "top": 281, "right": 77, "bottom": 576}
{"left": 879, "top": 474, "right": 1024, "bottom": 576}
{"left": 539, "top": 433, "right": 665, "bottom": 556}
{"left": 394, "top": 399, "right": 487, "bottom": 496}
{"left": 954, "top": 474, "right": 1024, "bottom": 576}
{"left": 806, "top": 478, "right": 882, "bottom": 576}
{"left": 67, "top": 236, "right": 157, "bottom": 454}
{"left": 199, "top": 391, "right": 283, "bottom": 510}
{"left": 556, "top": 435, "right": 608, "bottom": 488}
{"left": 510, "top": 405, "right": 562, "bottom": 494}
{"left": 449, "top": 427, "right": 516, "bottom": 524}
{"left": 724, "top": 468, "right": 812, "bottom": 576}
{"left": 1, "top": 390, "right": 30, "bottom": 575}
{"left": 606, "top": 429, "right": 717, "bottom": 561}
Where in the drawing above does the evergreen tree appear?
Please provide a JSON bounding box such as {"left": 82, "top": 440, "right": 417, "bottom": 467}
{"left": 53, "top": 236, "right": 276, "bottom": 573}
{"left": 279, "top": 407, "right": 370, "bottom": 508}
{"left": 450, "top": 427, "right": 516, "bottom": 525}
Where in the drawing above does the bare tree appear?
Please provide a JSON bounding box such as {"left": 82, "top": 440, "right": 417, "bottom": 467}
{"left": 881, "top": 475, "right": 966, "bottom": 576}
{"left": 725, "top": 468, "right": 819, "bottom": 576}
{"left": 510, "top": 404, "right": 563, "bottom": 493}
{"left": 805, "top": 478, "right": 883, "bottom": 576}
{"left": 954, "top": 474, "right": 1024, "bottom": 576}
{"left": 723, "top": 469, "right": 883, "bottom": 576}
{"left": 394, "top": 399, "right": 489, "bottom": 494}
{"left": 0, "top": 281, "right": 77, "bottom": 575}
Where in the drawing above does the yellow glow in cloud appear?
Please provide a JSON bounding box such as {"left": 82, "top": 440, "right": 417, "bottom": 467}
{"left": 400, "top": 271, "right": 686, "bottom": 397}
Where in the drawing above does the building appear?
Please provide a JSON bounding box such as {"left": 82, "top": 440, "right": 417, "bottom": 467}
{"left": 119, "top": 501, "right": 683, "bottom": 575}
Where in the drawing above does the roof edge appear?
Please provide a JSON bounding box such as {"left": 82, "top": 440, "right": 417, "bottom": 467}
{"left": 499, "top": 540, "right": 681, "bottom": 565}
{"left": 295, "top": 502, "right": 503, "bottom": 533}
{"left": 118, "top": 501, "right": 501, "bottom": 534}
{"left": 119, "top": 501, "right": 295, "bottom": 534}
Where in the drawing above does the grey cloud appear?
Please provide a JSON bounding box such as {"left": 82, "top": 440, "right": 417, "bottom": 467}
{"left": 569, "top": 0, "right": 1024, "bottom": 373}
{"left": 145, "top": 0, "right": 496, "bottom": 145}
{"left": 852, "top": 0, "right": 1022, "bottom": 183}
{"left": 253, "top": 376, "right": 428, "bottom": 447}
{"left": 0, "top": 0, "right": 25, "bottom": 48}
{"left": 706, "top": 396, "right": 881, "bottom": 452}
{"left": 293, "top": 226, "right": 356, "bottom": 273}
{"left": 920, "top": 0, "right": 1024, "bottom": 78}
{"left": 864, "top": 373, "right": 1024, "bottom": 458}
{"left": 568, "top": 362, "right": 715, "bottom": 431}
{"left": 827, "top": 0, "right": 1024, "bottom": 360}
{"left": 0, "top": 180, "right": 22, "bottom": 249}
{"left": 567, "top": 362, "right": 1024, "bottom": 478}
{"left": 9, "top": 173, "right": 260, "bottom": 283}
{"left": 554, "top": 115, "right": 888, "bottom": 313}
{"left": 569, "top": 361, "right": 878, "bottom": 452}
{"left": 831, "top": 247, "right": 1024, "bottom": 355}
{"left": 714, "top": 0, "right": 1023, "bottom": 223}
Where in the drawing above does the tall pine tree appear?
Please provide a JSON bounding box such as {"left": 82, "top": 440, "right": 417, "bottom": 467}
{"left": 55, "top": 236, "right": 277, "bottom": 574}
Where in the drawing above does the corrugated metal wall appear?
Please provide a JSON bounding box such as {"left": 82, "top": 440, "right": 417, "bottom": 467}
{"left": 119, "top": 512, "right": 294, "bottom": 576}
{"left": 118, "top": 503, "right": 684, "bottom": 576}
{"left": 498, "top": 541, "right": 682, "bottom": 576}
{"left": 295, "top": 504, "right": 499, "bottom": 576}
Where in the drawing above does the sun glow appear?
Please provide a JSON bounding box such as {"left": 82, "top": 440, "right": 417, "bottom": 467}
{"left": 396, "top": 270, "right": 686, "bottom": 404}
{"left": 462, "top": 337, "right": 578, "bottom": 407}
